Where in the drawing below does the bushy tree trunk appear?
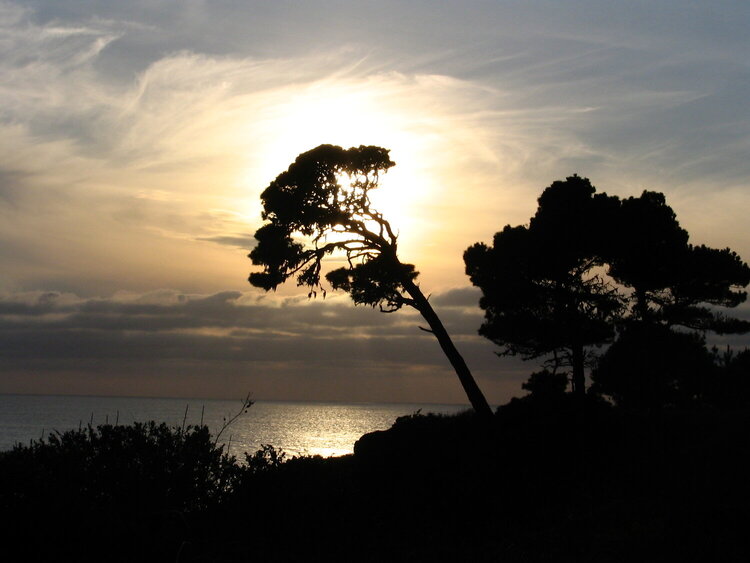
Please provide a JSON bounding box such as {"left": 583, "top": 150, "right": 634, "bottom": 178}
{"left": 571, "top": 343, "right": 586, "bottom": 399}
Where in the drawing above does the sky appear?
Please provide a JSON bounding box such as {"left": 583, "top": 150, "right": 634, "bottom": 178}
{"left": 1, "top": 0, "right": 749, "bottom": 404}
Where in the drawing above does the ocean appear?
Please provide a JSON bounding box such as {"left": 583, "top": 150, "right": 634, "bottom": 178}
{"left": 0, "top": 394, "right": 468, "bottom": 458}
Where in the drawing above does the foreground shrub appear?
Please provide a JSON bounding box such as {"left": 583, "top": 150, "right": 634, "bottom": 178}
{"left": 0, "top": 422, "right": 242, "bottom": 561}
{"left": 2, "top": 422, "right": 240, "bottom": 510}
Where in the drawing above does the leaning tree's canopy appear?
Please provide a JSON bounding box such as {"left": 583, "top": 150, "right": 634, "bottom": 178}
{"left": 249, "top": 144, "right": 417, "bottom": 311}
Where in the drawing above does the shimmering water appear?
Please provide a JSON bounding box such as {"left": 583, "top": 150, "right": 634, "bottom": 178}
{"left": 0, "top": 394, "right": 468, "bottom": 457}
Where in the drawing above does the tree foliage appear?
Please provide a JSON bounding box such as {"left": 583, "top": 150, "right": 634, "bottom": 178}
{"left": 465, "top": 175, "right": 625, "bottom": 396}
{"left": 606, "top": 191, "right": 750, "bottom": 332}
{"left": 466, "top": 174, "right": 750, "bottom": 401}
{"left": 249, "top": 144, "right": 416, "bottom": 311}
{"left": 249, "top": 144, "right": 491, "bottom": 416}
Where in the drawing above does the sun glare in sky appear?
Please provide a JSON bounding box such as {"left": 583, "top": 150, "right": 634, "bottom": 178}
{"left": 241, "top": 79, "right": 438, "bottom": 242}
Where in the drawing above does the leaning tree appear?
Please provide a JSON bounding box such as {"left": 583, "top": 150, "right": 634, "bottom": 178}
{"left": 248, "top": 144, "right": 492, "bottom": 417}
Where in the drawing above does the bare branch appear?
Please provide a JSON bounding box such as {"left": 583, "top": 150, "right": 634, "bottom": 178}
{"left": 213, "top": 392, "right": 254, "bottom": 445}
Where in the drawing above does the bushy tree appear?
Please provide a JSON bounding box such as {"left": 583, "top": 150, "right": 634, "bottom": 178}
{"left": 249, "top": 144, "right": 491, "bottom": 417}
{"left": 607, "top": 191, "right": 750, "bottom": 333}
{"left": 465, "top": 175, "right": 624, "bottom": 398}
{"left": 466, "top": 175, "right": 749, "bottom": 404}
{"left": 594, "top": 190, "right": 750, "bottom": 408}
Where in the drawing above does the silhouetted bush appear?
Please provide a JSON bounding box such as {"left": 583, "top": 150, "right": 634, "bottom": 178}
{"left": 591, "top": 324, "right": 715, "bottom": 409}
{"left": 522, "top": 369, "right": 569, "bottom": 399}
{"left": 710, "top": 348, "right": 750, "bottom": 408}
{"left": 0, "top": 422, "right": 241, "bottom": 562}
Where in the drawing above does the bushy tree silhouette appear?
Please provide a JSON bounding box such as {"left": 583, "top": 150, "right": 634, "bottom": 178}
{"left": 607, "top": 191, "right": 750, "bottom": 333}
{"left": 606, "top": 191, "right": 689, "bottom": 321}
{"left": 464, "top": 175, "right": 624, "bottom": 398}
{"left": 466, "top": 175, "right": 750, "bottom": 403}
{"left": 249, "top": 144, "right": 492, "bottom": 417}
{"left": 595, "top": 190, "right": 750, "bottom": 407}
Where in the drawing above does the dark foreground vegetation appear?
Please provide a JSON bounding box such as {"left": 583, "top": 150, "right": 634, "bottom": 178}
{"left": 2, "top": 395, "right": 750, "bottom": 562}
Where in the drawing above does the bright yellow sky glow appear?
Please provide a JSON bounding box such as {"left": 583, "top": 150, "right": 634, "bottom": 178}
{"left": 240, "top": 79, "right": 440, "bottom": 245}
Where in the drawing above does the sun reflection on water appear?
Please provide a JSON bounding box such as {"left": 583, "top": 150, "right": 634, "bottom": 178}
{"left": 211, "top": 400, "right": 467, "bottom": 459}
{"left": 0, "top": 395, "right": 468, "bottom": 458}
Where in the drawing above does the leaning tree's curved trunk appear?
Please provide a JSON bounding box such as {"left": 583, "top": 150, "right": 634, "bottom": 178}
{"left": 400, "top": 276, "right": 493, "bottom": 419}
